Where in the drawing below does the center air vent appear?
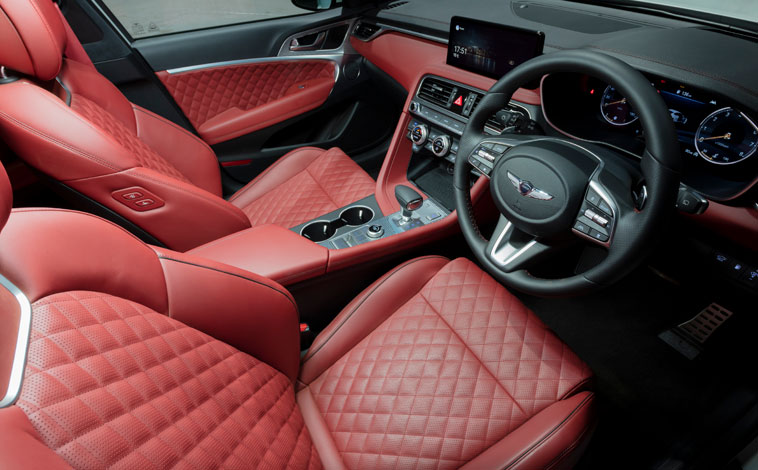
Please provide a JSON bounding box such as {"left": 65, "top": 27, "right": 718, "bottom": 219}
{"left": 353, "top": 22, "right": 381, "bottom": 41}
{"left": 417, "top": 77, "right": 456, "bottom": 108}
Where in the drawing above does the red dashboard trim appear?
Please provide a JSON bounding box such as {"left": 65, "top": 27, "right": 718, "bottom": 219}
{"left": 350, "top": 32, "right": 541, "bottom": 104}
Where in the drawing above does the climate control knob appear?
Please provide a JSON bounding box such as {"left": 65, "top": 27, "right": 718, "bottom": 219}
{"left": 410, "top": 124, "right": 428, "bottom": 145}
{"left": 431, "top": 135, "right": 451, "bottom": 157}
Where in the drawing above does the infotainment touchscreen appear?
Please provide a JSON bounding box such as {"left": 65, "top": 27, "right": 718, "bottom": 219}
{"left": 446, "top": 17, "right": 545, "bottom": 79}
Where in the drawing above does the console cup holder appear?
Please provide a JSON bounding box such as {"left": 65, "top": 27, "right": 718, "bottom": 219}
{"left": 301, "top": 206, "right": 375, "bottom": 242}
{"left": 340, "top": 206, "right": 374, "bottom": 226}
{"left": 300, "top": 221, "right": 336, "bottom": 242}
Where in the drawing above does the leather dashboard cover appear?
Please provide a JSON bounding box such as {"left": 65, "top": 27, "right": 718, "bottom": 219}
{"left": 157, "top": 60, "right": 337, "bottom": 144}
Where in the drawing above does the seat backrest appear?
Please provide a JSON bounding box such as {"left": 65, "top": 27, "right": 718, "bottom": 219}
{"left": 0, "top": 0, "right": 251, "bottom": 251}
{"left": 0, "top": 158, "right": 322, "bottom": 469}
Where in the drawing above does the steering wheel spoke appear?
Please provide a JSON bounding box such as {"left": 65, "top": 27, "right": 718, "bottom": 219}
{"left": 487, "top": 215, "right": 554, "bottom": 272}
{"left": 571, "top": 179, "right": 618, "bottom": 248}
{"left": 465, "top": 134, "right": 534, "bottom": 178}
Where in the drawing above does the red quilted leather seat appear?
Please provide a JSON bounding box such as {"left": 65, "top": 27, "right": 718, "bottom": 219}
{"left": 0, "top": 0, "right": 375, "bottom": 251}
{"left": 0, "top": 158, "right": 596, "bottom": 469}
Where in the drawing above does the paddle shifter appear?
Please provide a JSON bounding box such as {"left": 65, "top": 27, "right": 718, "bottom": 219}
{"left": 395, "top": 185, "right": 423, "bottom": 225}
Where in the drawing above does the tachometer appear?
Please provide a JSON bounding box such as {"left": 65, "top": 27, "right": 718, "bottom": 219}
{"left": 695, "top": 107, "right": 758, "bottom": 165}
{"left": 600, "top": 85, "right": 638, "bottom": 126}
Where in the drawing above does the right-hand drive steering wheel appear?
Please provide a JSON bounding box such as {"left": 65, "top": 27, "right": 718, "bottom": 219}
{"left": 455, "top": 49, "right": 682, "bottom": 296}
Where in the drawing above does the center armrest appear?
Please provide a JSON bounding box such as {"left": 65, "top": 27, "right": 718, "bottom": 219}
{"left": 187, "top": 224, "right": 328, "bottom": 285}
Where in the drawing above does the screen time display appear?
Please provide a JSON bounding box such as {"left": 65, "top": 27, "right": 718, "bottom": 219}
{"left": 447, "top": 17, "right": 544, "bottom": 79}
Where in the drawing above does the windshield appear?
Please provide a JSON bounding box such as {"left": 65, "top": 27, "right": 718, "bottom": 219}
{"left": 623, "top": 0, "right": 758, "bottom": 25}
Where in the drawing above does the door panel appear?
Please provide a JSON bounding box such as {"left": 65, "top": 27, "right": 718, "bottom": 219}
{"left": 156, "top": 59, "right": 337, "bottom": 145}
{"left": 63, "top": 1, "right": 406, "bottom": 194}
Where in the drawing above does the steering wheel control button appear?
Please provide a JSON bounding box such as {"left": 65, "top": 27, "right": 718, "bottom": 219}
{"left": 585, "top": 188, "right": 602, "bottom": 207}
{"left": 366, "top": 224, "right": 384, "bottom": 238}
{"left": 589, "top": 229, "right": 610, "bottom": 242}
{"left": 573, "top": 220, "right": 591, "bottom": 234}
{"left": 597, "top": 199, "right": 613, "bottom": 217}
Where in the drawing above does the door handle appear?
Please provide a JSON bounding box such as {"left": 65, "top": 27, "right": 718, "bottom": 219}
{"left": 289, "top": 31, "right": 326, "bottom": 51}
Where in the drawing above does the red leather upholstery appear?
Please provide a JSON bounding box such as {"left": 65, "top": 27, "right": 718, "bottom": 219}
{"left": 0, "top": 206, "right": 322, "bottom": 469}
{"left": 187, "top": 224, "right": 330, "bottom": 285}
{"left": 0, "top": 160, "right": 10, "bottom": 231}
{"left": 298, "top": 257, "right": 594, "bottom": 469}
{"left": 157, "top": 61, "right": 336, "bottom": 145}
{"left": 0, "top": 3, "right": 374, "bottom": 250}
{"left": 0, "top": 200, "right": 595, "bottom": 468}
{"left": 0, "top": 0, "right": 66, "bottom": 81}
{"left": 229, "top": 147, "right": 376, "bottom": 228}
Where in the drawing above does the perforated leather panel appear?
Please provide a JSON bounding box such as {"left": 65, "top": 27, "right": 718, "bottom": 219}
{"left": 308, "top": 258, "right": 591, "bottom": 469}
{"left": 17, "top": 291, "right": 322, "bottom": 470}
{"left": 236, "top": 148, "right": 376, "bottom": 229}
{"left": 159, "top": 61, "right": 335, "bottom": 129}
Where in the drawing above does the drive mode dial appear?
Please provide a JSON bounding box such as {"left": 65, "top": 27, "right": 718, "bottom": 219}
{"left": 432, "top": 135, "right": 451, "bottom": 157}
{"left": 410, "top": 124, "right": 429, "bottom": 145}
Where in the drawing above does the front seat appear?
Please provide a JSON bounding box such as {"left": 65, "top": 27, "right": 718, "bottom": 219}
{"left": 0, "top": 0, "right": 376, "bottom": 251}
{"left": 0, "top": 161, "right": 596, "bottom": 469}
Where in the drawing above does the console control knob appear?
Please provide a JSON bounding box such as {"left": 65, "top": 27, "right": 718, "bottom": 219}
{"left": 410, "top": 124, "right": 428, "bottom": 145}
{"left": 409, "top": 101, "right": 419, "bottom": 113}
{"left": 431, "top": 135, "right": 451, "bottom": 157}
{"left": 367, "top": 224, "right": 384, "bottom": 238}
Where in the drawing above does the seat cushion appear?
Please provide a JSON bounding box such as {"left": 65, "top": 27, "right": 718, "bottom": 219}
{"left": 229, "top": 147, "right": 376, "bottom": 229}
{"left": 14, "top": 290, "right": 322, "bottom": 470}
{"left": 298, "top": 257, "right": 594, "bottom": 469}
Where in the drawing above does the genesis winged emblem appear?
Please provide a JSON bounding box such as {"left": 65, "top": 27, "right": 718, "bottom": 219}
{"left": 507, "top": 171, "right": 554, "bottom": 201}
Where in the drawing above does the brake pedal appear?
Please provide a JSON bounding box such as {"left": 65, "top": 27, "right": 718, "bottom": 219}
{"left": 659, "top": 303, "right": 733, "bottom": 359}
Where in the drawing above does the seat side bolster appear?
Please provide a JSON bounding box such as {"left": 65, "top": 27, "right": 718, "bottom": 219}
{"left": 132, "top": 104, "right": 223, "bottom": 197}
{"left": 299, "top": 256, "right": 450, "bottom": 386}
{"left": 460, "top": 391, "right": 597, "bottom": 470}
{"left": 0, "top": 407, "right": 72, "bottom": 470}
{"left": 67, "top": 167, "right": 250, "bottom": 251}
{"left": 154, "top": 247, "right": 301, "bottom": 382}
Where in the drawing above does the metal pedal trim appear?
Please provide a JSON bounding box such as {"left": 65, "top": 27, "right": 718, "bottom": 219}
{"left": 677, "top": 303, "right": 733, "bottom": 344}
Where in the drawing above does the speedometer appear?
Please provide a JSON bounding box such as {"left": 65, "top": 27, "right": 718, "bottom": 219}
{"left": 600, "top": 85, "right": 638, "bottom": 126}
{"left": 695, "top": 107, "right": 758, "bottom": 165}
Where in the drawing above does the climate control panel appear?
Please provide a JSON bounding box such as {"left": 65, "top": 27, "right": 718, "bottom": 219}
{"left": 406, "top": 119, "right": 460, "bottom": 164}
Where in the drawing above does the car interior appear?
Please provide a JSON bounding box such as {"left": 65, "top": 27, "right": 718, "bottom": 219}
{"left": 0, "top": 0, "right": 756, "bottom": 468}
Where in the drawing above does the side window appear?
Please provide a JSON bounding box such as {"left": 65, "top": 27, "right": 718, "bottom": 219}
{"left": 98, "top": 0, "right": 321, "bottom": 39}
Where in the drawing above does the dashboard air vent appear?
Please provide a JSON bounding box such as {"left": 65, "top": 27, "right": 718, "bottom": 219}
{"left": 383, "top": 1, "right": 408, "bottom": 9}
{"left": 417, "top": 77, "right": 456, "bottom": 108}
{"left": 353, "top": 22, "right": 381, "bottom": 41}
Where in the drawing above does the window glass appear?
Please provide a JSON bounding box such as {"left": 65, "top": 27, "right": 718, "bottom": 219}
{"left": 100, "top": 0, "right": 311, "bottom": 39}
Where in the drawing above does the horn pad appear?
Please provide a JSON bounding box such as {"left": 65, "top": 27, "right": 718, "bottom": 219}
{"left": 491, "top": 140, "right": 597, "bottom": 238}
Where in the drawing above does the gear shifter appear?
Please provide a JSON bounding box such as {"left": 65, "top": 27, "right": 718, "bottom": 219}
{"left": 395, "top": 185, "right": 423, "bottom": 225}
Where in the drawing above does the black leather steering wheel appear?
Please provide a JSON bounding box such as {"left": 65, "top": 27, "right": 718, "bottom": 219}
{"left": 455, "top": 49, "right": 681, "bottom": 296}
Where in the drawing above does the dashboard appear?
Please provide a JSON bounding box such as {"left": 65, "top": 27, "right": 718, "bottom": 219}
{"left": 541, "top": 73, "right": 758, "bottom": 200}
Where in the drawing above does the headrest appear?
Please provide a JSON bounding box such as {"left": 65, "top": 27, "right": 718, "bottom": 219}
{"left": 0, "top": 0, "right": 67, "bottom": 81}
{"left": 0, "top": 162, "right": 11, "bottom": 233}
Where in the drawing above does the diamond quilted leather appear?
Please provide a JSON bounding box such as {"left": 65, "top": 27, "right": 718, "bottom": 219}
{"left": 70, "top": 95, "right": 190, "bottom": 183}
{"left": 308, "top": 258, "right": 591, "bottom": 470}
{"left": 17, "top": 291, "right": 322, "bottom": 470}
{"left": 239, "top": 148, "right": 376, "bottom": 229}
{"left": 159, "top": 61, "right": 335, "bottom": 128}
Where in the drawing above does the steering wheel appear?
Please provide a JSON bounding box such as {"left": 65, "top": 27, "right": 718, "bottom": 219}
{"left": 455, "top": 49, "right": 681, "bottom": 296}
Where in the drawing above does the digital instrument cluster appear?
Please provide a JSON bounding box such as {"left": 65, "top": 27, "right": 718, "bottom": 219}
{"left": 541, "top": 73, "right": 758, "bottom": 199}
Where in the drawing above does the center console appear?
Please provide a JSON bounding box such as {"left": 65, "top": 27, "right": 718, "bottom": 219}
{"left": 188, "top": 19, "right": 546, "bottom": 287}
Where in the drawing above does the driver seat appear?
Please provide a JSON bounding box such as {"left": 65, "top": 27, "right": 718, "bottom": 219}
{"left": 0, "top": 0, "right": 376, "bottom": 251}
{"left": 0, "top": 156, "right": 595, "bottom": 468}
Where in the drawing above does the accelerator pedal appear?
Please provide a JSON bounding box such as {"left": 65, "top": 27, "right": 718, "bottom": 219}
{"left": 659, "top": 303, "right": 733, "bottom": 360}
